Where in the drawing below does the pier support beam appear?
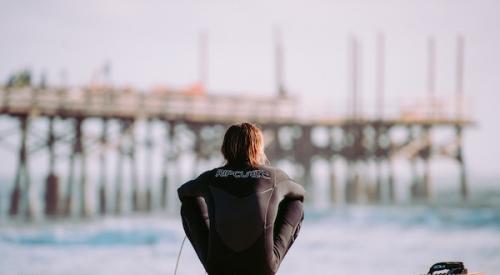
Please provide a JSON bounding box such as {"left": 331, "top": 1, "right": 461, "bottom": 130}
{"left": 64, "top": 117, "right": 89, "bottom": 217}
{"left": 115, "top": 119, "right": 138, "bottom": 214}
{"left": 9, "top": 116, "right": 34, "bottom": 219}
{"left": 345, "top": 161, "right": 363, "bottom": 203}
{"left": 144, "top": 118, "right": 154, "bottom": 212}
{"left": 410, "top": 157, "right": 419, "bottom": 200}
{"left": 192, "top": 124, "right": 203, "bottom": 177}
{"left": 160, "top": 122, "right": 175, "bottom": 210}
{"left": 387, "top": 157, "right": 395, "bottom": 202}
{"left": 329, "top": 158, "right": 338, "bottom": 204}
{"left": 295, "top": 125, "right": 314, "bottom": 197}
{"left": 456, "top": 125, "right": 468, "bottom": 199}
{"left": 422, "top": 157, "right": 431, "bottom": 200}
{"left": 328, "top": 127, "right": 338, "bottom": 204}
{"left": 421, "top": 126, "right": 432, "bottom": 201}
{"left": 374, "top": 127, "right": 383, "bottom": 202}
{"left": 374, "top": 160, "right": 382, "bottom": 202}
{"left": 98, "top": 119, "right": 108, "bottom": 215}
{"left": 45, "top": 116, "right": 59, "bottom": 217}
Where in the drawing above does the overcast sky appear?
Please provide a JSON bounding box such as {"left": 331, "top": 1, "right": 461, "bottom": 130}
{"left": 1, "top": 0, "right": 499, "bottom": 178}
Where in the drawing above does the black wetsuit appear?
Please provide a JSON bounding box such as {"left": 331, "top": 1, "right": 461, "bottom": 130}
{"left": 178, "top": 164, "right": 305, "bottom": 275}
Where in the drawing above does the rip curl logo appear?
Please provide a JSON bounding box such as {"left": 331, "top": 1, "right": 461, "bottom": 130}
{"left": 215, "top": 169, "right": 271, "bottom": 179}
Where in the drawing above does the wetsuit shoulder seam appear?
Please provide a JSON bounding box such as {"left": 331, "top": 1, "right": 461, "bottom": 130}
{"left": 273, "top": 167, "right": 294, "bottom": 186}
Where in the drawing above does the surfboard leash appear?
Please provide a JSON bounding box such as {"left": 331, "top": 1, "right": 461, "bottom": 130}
{"left": 174, "top": 235, "right": 187, "bottom": 275}
{"left": 174, "top": 235, "right": 208, "bottom": 275}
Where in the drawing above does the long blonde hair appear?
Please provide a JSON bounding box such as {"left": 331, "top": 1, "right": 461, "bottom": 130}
{"left": 221, "top": 122, "right": 268, "bottom": 167}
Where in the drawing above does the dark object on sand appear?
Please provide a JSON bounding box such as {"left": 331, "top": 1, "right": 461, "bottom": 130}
{"left": 427, "top": 262, "right": 467, "bottom": 275}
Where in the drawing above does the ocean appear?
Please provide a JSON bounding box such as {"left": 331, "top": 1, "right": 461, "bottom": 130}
{"left": 0, "top": 205, "right": 499, "bottom": 275}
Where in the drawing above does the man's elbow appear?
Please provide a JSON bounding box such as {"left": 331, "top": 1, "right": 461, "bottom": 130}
{"left": 178, "top": 180, "right": 198, "bottom": 201}
{"left": 293, "top": 184, "right": 306, "bottom": 202}
{"left": 177, "top": 185, "right": 186, "bottom": 201}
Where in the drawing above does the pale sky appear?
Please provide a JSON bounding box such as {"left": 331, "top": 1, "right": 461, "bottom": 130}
{"left": 1, "top": 0, "right": 499, "bottom": 178}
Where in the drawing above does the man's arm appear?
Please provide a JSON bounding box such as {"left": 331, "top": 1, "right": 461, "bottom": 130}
{"left": 272, "top": 199, "right": 304, "bottom": 272}
{"left": 180, "top": 197, "right": 209, "bottom": 269}
{"left": 269, "top": 169, "right": 305, "bottom": 271}
{"left": 177, "top": 172, "right": 211, "bottom": 269}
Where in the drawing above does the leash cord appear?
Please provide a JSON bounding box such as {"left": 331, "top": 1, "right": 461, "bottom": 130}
{"left": 174, "top": 235, "right": 187, "bottom": 275}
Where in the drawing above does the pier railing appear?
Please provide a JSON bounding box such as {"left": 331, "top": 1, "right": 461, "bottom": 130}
{"left": 0, "top": 87, "right": 472, "bottom": 125}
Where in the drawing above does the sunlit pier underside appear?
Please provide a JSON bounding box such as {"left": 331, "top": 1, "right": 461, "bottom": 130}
{"left": 0, "top": 86, "right": 473, "bottom": 221}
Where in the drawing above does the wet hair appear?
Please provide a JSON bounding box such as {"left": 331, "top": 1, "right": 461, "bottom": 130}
{"left": 221, "top": 122, "right": 268, "bottom": 167}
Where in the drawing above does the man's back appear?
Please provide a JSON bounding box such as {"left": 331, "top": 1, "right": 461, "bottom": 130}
{"left": 178, "top": 164, "right": 305, "bottom": 275}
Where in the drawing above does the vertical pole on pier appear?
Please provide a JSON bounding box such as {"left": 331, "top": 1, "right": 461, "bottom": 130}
{"left": 427, "top": 37, "right": 436, "bottom": 118}
{"left": 144, "top": 118, "right": 154, "bottom": 212}
{"left": 199, "top": 31, "right": 209, "bottom": 90}
{"left": 274, "top": 27, "right": 286, "bottom": 97}
{"left": 455, "top": 35, "right": 468, "bottom": 199}
{"left": 455, "top": 35, "right": 464, "bottom": 119}
{"left": 9, "top": 116, "right": 32, "bottom": 219}
{"left": 376, "top": 32, "right": 385, "bottom": 120}
{"left": 349, "top": 36, "right": 359, "bottom": 120}
{"left": 98, "top": 119, "right": 108, "bottom": 215}
{"left": 45, "top": 116, "right": 59, "bottom": 217}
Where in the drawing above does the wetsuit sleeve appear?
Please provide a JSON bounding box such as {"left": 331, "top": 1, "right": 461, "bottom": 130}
{"left": 177, "top": 172, "right": 211, "bottom": 269}
{"left": 272, "top": 200, "right": 304, "bottom": 271}
{"left": 180, "top": 197, "right": 209, "bottom": 269}
{"left": 270, "top": 169, "right": 305, "bottom": 271}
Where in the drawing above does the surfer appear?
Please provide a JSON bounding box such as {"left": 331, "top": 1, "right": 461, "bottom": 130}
{"left": 178, "top": 122, "right": 305, "bottom": 275}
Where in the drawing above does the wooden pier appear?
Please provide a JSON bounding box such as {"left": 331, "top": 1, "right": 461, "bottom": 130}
{"left": 0, "top": 35, "right": 473, "bottom": 220}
